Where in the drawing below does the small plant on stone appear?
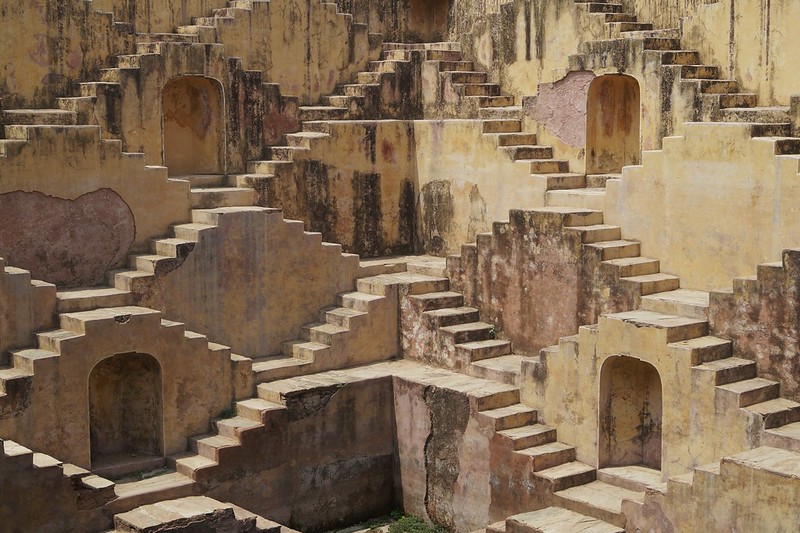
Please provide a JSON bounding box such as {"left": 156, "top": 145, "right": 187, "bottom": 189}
{"left": 388, "top": 515, "right": 447, "bottom": 533}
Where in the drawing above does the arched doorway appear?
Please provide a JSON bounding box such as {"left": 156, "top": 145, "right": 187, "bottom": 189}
{"left": 162, "top": 76, "right": 225, "bottom": 176}
{"left": 586, "top": 74, "right": 641, "bottom": 174}
{"left": 407, "top": 0, "right": 448, "bottom": 41}
{"left": 599, "top": 356, "right": 662, "bottom": 469}
{"left": 89, "top": 352, "right": 164, "bottom": 476}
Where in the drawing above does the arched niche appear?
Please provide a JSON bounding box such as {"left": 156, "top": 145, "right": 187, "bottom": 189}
{"left": 162, "top": 76, "right": 225, "bottom": 176}
{"left": 407, "top": 0, "right": 448, "bottom": 41}
{"left": 586, "top": 74, "right": 641, "bottom": 175}
{"left": 89, "top": 352, "right": 164, "bottom": 476}
{"left": 599, "top": 355, "right": 662, "bottom": 470}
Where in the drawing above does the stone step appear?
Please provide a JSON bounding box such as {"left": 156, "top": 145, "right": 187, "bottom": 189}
{"left": 461, "top": 83, "right": 501, "bottom": 97}
{"left": 518, "top": 159, "right": 570, "bottom": 173}
{"left": 680, "top": 64, "right": 719, "bottom": 80}
{"left": 586, "top": 173, "right": 621, "bottom": 188}
{"left": 620, "top": 272, "right": 681, "bottom": 295}
{"left": 744, "top": 398, "right": 800, "bottom": 429}
{"left": 252, "top": 354, "right": 314, "bottom": 383}
{"left": 2, "top": 109, "right": 77, "bottom": 126}
{"left": 587, "top": 240, "right": 641, "bottom": 261}
{"left": 719, "top": 106, "right": 792, "bottom": 124}
{"left": 533, "top": 173, "right": 587, "bottom": 191}
{"left": 601, "top": 256, "right": 660, "bottom": 278}
{"left": 535, "top": 461, "right": 597, "bottom": 492}
{"left": 455, "top": 339, "right": 512, "bottom": 361}
{"left": 56, "top": 287, "right": 132, "bottom": 313}
{"left": 658, "top": 50, "right": 701, "bottom": 65}
{"left": 603, "top": 310, "right": 708, "bottom": 342}
{"left": 669, "top": 336, "right": 732, "bottom": 365}
{"left": 190, "top": 187, "right": 256, "bottom": 209}
{"left": 497, "top": 424, "right": 557, "bottom": 450}
{"left": 468, "top": 384, "right": 520, "bottom": 411}
{"left": 286, "top": 131, "right": 330, "bottom": 148}
{"left": 468, "top": 354, "right": 524, "bottom": 386}
{"left": 446, "top": 71, "right": 488, "bottom": 84}
{"left": 472, "top": 95, "right": 517, "bottom": 108}
{"left": 505, "top": 506, "right": 622, "bottom": 533}
{"left": 717, "top": 377, "right": 780, "bottom": 407}
{"left": 213, "top": 416, "right": 262, "bottom": 439}
{"left": 639, "top": 288, "right": 709, "bottom": 319}
{"left": 322, "top": 307, "right": 368, "bottom": 328}
{"left": 486, "top": 132, "right": 538, "bottom": 146}
{"left": 715, "top": 93, "right": 759, "bottom": 109}
{"left": 516, "top": 441, "right": 576, "bottom": 471}
{"left": 501, "top": 145, "right": 553, "bottom": 160}
{"left": 298, "top": 106, "right": 347, "bottom": 121}
{"left": 596, "top": 465, "right": 663, "bottom": 493}
{"left": 482, "top": 119, "right": 521, "bottom": 134}
{"left": 337, "top": 291, "right": 386, "bottom": 312}
{"left": 173, "top": 174, "right": 227, "bottom": 187}
{"left": 546, "top": 188, "right": 606, "bottom": 210}
{"left": 554, "top": 480, "right": 643, "bottom": 528}
{"left": 694, "top": 357, "right": 757, "bottom": 384}
{"left": 424, "top": 306, "right": 481, "bottom": 327}
{"left": 478, "top": 403, "right": 538, "bottom": 431}
{"left": 300, "top": 322, "right": 349, "bottom": 345}
{"left": 746, "top": 122, "right": 792, "bottom": 137}
{"left": 169, "top": 452, "right": 217, "bottom": 479}
{"left": 111, "top": 472, "right": 196, "bottom": 514}
{"left": 764, "top": 421, "right": 800, "bottom": 452}
{"left": 236, "top": 397, "right": 285, "bottom": 423}
{"left": 480, "top": 106, "right": 523, "bottom": 120}
{"left": 439, "top": 321, "right": 495, "bottom": 344}
{"left": 569, "top": 224, "right": 622, "bottom": 244}
{"left": 189, "top": 434, "right": 239, "bottom": 462}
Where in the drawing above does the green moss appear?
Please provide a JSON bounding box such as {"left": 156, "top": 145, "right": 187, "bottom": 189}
{"left": 388, "top": 515, "right": 447, "bottom": 533}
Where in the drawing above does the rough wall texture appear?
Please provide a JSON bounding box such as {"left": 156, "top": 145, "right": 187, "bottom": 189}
{"left": 524, "top": 70, "right": 594, "bottom": 149}
{"left": 0, "top": 126, "right": 190, "bottom": 272}
{"left": 127, "top": 208, "right": 359, "bottom": 358}
{"left": 0, "top": 0, "right": 133, "bottom": 108}
{"left": 0, "top": 260, "right": 56, "bottom": 367}
{"left": 0, "top": 190, "right": 134, "bottom": 288}
{"left": 448, "top": 209, "right": 638, "bottom": 355}
{"left": 710, "top": 249, "right": 800, "bottom": 402}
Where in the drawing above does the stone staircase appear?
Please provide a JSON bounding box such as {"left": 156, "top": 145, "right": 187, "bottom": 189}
{"left": 108, "top": 495, "right": 290, "bottom": 533}
{"left": 0, "top": 438, "right": 117, "bottom": 511}
{"left": 570, "top": 0, "right": 800, "bottom": 139}
{"left": 249, "top": 270, "right": 445, "bottom": 383}
{"left": 447, "top": 207, "right": 682, "bottom": 320}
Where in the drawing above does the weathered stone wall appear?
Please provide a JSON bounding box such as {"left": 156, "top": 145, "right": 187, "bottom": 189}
{"left": 127, "top": 208, "right": 360, "bottom": 358}
{"left": 710, "top": 249, "right": 800, "bottom": 402}
{"left": 0, "top": 0, "right": 133, "bottom": 108}
{"left": 682, "top": 0, "right": 800, "bottom": 105}
{"left": 605, "top": 122, "right": 800, "bottom": 291}
{"left": 0, "top": 126, "right": 190, "bottom": 286}
{"left": 0, "top": 260, "right": 56, "bottom": 366}
{"left": 0, "top": 307, "right": 236, "bottom": 468}
{"left": 447, "top": 209, "right": 641, "bottom": 355}
{"left": 203, "top": 375, "right": 399, "bottom": 532}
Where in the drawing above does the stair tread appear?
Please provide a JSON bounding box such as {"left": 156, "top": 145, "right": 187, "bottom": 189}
{"left": 497, "top": 423, "right": 554, "bottom": 439}
{"left": 470, "top": 354, "right": 524, "bottom": 370}
{"left": 508, "top": 507, "right": 622, "bottom": 533}
{"left": 537, "top": 461, "right": 596, "bottom": 481}
{"left": 746, "top": 397, "right": 800, "bottom": 415}
{"left": 440, "top": 321, "right": 494, "bottom": 332}
{"left": 556, "top": 480, "right": 644, "bottom": 511}
{"left": 717, "top": 377, "right": 778, "bottom": 393}
{"left": 695, "top": 356, "right": 754, "bottom": 371}
{"left": 456, "top": 339, "right": 511, "bottom": 349}
{"left": 640, "top": 288, "right": 709, "bottom": 306}
{"left": 57, "top": 287, "right": 129, "bottom": 299}
{"left": 766, "top": 421, "right": 800, "bottom": 439}
{"left": 517, "top": 441, "right": 574, "bottom": 456}
{"left": 481, "top": 403, "right": 536, "bottom": 419}
{"left": 621, "top": 272, "right": 680, "bottom": 282}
